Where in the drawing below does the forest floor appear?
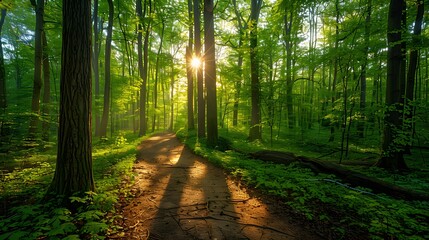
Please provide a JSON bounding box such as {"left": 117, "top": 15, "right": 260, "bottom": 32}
{"left": 112, "top": 133, "right": 323, "bottom": 240}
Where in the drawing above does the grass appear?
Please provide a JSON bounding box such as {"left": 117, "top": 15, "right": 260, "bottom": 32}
{"left": 177, "top": 127, "right": 429, "bottom": 240}
{"left": 0, "top": 131, "right": 147, "bottom": 240}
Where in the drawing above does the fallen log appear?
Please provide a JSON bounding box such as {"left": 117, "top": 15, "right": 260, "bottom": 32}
{"left": 249, "top": 150, "right": 429, "bottom": 202}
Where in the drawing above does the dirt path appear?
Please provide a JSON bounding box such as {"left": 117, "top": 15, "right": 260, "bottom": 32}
{"left": 114, "top": 133, "right": 323, "bottom": 240}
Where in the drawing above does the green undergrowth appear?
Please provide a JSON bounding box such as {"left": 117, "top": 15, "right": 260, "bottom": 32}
{"left": 0, "top": 131, "right": 146, "bottom": 240}
{"left": 176, "top": 128, "right": 429, "bottom": 239}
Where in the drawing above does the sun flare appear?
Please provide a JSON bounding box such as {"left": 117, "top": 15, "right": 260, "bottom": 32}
{"left": 191, "top": 56, "right": 201, "bottom": 69}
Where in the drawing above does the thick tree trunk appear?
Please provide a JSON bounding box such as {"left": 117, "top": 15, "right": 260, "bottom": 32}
{"left": 29, "top": 0, "right": 44, "bottom": 138}
{"left": 99, "top": 0, "right": 113, "bottom": 137}
{"left": 204, "top": 0, "right": 218, "bottom": 146}
{"left": 0, "top": 9, "right": 6, "bottom": 110}
{"left": 48, "top": 0, "right": 94, "bottom": 199}
{"left": 248, "top": 0, "right": 262, "bottom": 141}
{"left": 377, "top": 0, "right": 408, "bottom": 170}
{"left": 41, "top": 31, "right": 50, "bottom": 142}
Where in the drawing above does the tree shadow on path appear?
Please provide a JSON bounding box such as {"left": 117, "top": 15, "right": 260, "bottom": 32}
{"left": 119, "top": 133, "right": 322, "bottom": 240}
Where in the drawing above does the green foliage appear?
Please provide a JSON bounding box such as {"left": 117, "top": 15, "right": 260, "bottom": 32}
{"left": 0, "top": 131, "right": 146, "bottom": 239}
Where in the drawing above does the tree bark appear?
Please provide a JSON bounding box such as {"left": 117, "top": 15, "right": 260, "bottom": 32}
{"left": 99, "top": 0, "right": 114, "bottom": 137}
{"left": 48, "top": 0, "right": 94, "bottom": 199}
{"left": 248, "top": 0, "right": 262, "bottom": 141}
{"left": 377, "top": 0, "right": 408, "bottom": 170}
{"left": 204, "top": 0, "right": 218, "bottom": 146}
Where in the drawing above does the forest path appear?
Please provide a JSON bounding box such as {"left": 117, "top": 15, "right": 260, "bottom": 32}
{"left": 114, "top": 133, "right": 322, "bottom": 240}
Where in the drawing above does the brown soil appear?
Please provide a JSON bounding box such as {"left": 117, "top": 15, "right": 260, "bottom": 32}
{"left": 113, "top": 133, "right": 324, "bottom": 240}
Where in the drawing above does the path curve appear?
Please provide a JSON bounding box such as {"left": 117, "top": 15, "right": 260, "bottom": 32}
{"left": 114, "top": 133, "right": 323, "bottom": 240}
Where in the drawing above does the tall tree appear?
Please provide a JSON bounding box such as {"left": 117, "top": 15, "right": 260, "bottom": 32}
{"left": 357, "top": 0, "right": 372, "bottom": 138}
{"left": 186, "top": 0, "right": 194, "bottom": 130}
{"left": 248, "top": 0, "right": 263, "bottom": 141}
{"left": 99, "top": 0, "right": 114, "bottom": 137}
{"left": 404, "top": 0, "right": 424, "bottom": 152}
{"left": 41, "top": 31, "right": 50, "bottom": 142}
{"left": 139, "top": 0, "right": 151, "bottom": 136}
{"left": 0, "top": 9, "right": 6, "bottom": 111}
{"left": 231, "top": 0, "right": 245, "bottom": 127}
{"left": 48, "top": 0, "right": 95, "bottom": 199}
{"left": 204, "top": 0, "right": 218, "bottom": 146}
{"left": 29, "top": 0, "right": 44, "bottom": 138}
{"left": 93, "top": 0, "right": 102, "bottom": 136}
{"left": 377, "top": 0, "right": 408, "bottom": 170}
{"left": 195, "top": 0, "right": 205, "bottom": 138}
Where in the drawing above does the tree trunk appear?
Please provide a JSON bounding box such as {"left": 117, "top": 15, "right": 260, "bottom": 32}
{"left": 186, "top": 0, "right": 195, "bottom": 131}
{"left": 195, "top": 0, "right": 206, "bottom": 138}
{"left": 48, "top": 0, "right": 94, "bottom": 199}
{"left": 248, "top": 0, "right": 262, "bottom": 141}
{"left": 41, "top": 31, "right": 50, "bottom": 142}
{"left": 29, "top": 0, "right": 44, "bottom": 138}
{"left": 0, "top": 9, "right": 6, "bottom": 110}
{"left": 93, "top": 0, "right": 101, "bottom": 136}
{"left": 153, "top": 19, "right": 164, "bottom": 132}
{"left": 404, "top": 0, "right": 424, "bottom": 153}
{"left": 329, "top": 0, "right": 340, "bottom": 142}
{"left": 99, "top": 0, "right": 113, "bottom": 137}
{"left": 204, "top": 0, "right": 218, "bottom": 146}
{"left": 357, "top": 0, "right": 372, "bottom": 138}
{"left": 232, "top": 0, "right": 244, "bottom": 127}
{"left": 377, "top": 0, "right": 408, "bottom": 171}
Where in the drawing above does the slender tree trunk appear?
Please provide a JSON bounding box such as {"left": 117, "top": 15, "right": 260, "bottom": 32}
{"left": 186, "top": 0, "right": 195, "bottom": 131}
{"left": 195, "top": 0, "right": 205, "bottom": 138}
{"left": 48, "top": 0, "right": 94, "bottom": 200}
{"left": 153, "top": 20, "right": 165, "bottom": 132}
{"left": 357, "top": 0, "right": 372, "bottom": 138}
{"left": 248, "top": 0, "right": 262, "bottom": 141}
{"left": 404, "top": 0, "right": 424, "bottom": 153}
{"left": 41, "top": 31, "right": 50, "bottom": 142}
{"left": 283, "top": 2, "right": 295, "bottom": 129}
{"left": 329, "top": 0, "right": 340, "bottom": 142}
{"left": 169, "top": 63, "right": 175, "bottom": 131}
{"left": 99, "top": 0, "right": 113, "bottom": 137}
{"left": 29, "top": 0, "right": 44, "bottom": 138}
{"left": 92, "top": 0, "right": 102, "bottom": 136}
{"left": 140, "top": 3, "right": 151, "bottom": 136}
{"left": 377, "top": 0, "right": 408, "bottom": 170}
{"left": 232, "top": 0, "right": 244, "bottom": 127}
{"left": 0, "top": 9, "right": 6, "bottom": 110}
{"left": 204, "top": 0, "right": 218, "bottom": 146}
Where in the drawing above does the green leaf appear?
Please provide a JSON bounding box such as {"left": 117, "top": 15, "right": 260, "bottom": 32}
{"left": 81, "top": 222, "right": 108, "bottom": 234}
